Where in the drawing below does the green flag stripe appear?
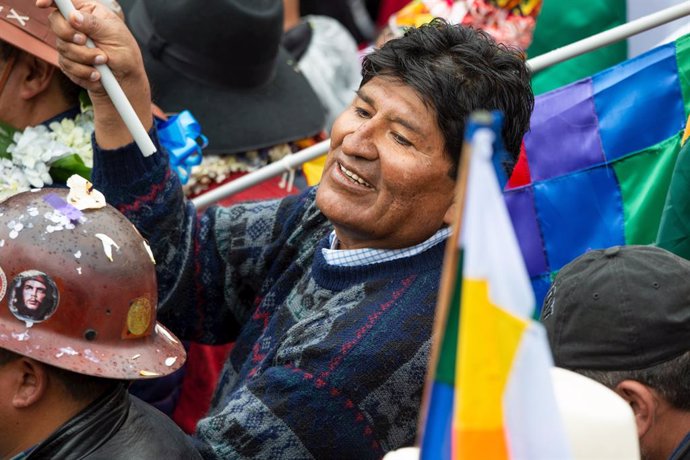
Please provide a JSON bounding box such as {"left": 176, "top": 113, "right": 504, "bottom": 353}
{"left": 656, "top": 140, "right": 690, "bottom": 258}
{"left": 527, "top": 0, "right": 627, "bottom": 95}
{"left": 435, "top": 251, "right": 463, "bottom": 386}
{"left": 614, "top": 135, "right": 682, "bottom": 245}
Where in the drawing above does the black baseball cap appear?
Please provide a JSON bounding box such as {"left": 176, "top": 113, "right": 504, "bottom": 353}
{"left": 541, "top": 245, "right": 690, "bottom": 371}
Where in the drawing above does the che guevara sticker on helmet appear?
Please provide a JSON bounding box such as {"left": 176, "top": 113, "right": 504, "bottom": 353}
{"left": 7, "top": 270, "right": 59, "bottom": 323}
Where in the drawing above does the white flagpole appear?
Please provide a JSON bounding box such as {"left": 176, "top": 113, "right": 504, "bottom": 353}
{"left": 192, "top": 1, "right": 690, "bottom": 208}
{"left": 528, "top": 0, "right": 690, "bottom": 72}
{"left": 191, "top": 140, "right": 330, "bottom": 210}
{"left": 55, "top": 0, "right": 157, "bottom": 157}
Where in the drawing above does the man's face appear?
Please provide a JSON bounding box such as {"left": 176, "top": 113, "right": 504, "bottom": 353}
{"left": 22, "top": 279, "right": 46, "bottom": 310}
{"left": 316, "top": 76, "right": 456, "bottom": 250}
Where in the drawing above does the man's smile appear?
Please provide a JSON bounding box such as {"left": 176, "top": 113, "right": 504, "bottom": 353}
{"left": 338, "top": 162, "right": 374, "bottom": 189}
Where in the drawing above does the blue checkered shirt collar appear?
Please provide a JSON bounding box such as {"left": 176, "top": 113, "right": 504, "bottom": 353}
{"left": 322, "top": 227, "right": 451, "bottom": 267}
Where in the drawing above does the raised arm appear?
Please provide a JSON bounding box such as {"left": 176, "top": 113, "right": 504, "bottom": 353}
{"left": 36, "top": 1, "right": 311, "bottom": 349}
{"left": 36, "top": 0, "right": 152, "bottom": 150}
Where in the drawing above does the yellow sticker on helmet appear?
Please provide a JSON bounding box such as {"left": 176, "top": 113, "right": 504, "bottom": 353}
{"left": 126, "top": 297, "right": 152, "bottom": 337}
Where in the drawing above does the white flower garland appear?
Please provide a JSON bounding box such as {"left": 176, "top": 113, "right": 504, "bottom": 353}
{"left": 0, "top": 107, "right": 94, "bottom": 202}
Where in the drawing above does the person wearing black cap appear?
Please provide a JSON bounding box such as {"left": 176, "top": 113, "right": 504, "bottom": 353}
{"left": 541, "top": 245, "right": 690, "bottom": 460}
{"left": 39, "top": 1, "right": 535, "bottom": 457}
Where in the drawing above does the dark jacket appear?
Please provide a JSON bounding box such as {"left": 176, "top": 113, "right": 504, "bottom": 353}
{"left": 27, "top": 383, "right": 202, "bottom": 459}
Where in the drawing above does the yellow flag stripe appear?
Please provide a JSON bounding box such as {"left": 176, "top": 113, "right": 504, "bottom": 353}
{"left": 454, "top": 278, "right": 529, "bottom": 458}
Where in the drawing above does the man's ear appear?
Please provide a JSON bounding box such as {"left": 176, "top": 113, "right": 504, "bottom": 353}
{"left": 17, "top": 54, "right": 55, "bottom": 100}
{"left": 614, "top": 380, "right": 658, "bottom": 439}
{"left": 11, "top": 358, "right": 48, "bottom": 409}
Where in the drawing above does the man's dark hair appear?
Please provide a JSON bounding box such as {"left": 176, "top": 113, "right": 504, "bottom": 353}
{"left": 361, "top": 19, "right": 534, "bottom": 177}
{"left": 0, "top": 40, "right": 81, "bottom": 106}
{"left": 0, "top": 348, "right": 121, "bottom": 403}
{"left": 574, "top": 350, "right": 690, "bottom": 411}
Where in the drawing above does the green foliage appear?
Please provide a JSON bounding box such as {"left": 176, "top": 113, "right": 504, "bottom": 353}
{"left": 0, "top": 120, "right": 17, "bottom": 160}
{"left": 79, "top": 90, "right": 92, "bottom": 113}
{"left": 49, "top": 154, "right": 92, "bottom": 183}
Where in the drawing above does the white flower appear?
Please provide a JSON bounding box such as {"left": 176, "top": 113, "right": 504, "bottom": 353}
{"left": 0, "top": 158, "right": 31, "bottom": 202}
{"left": 22, "top": 160, "right": 53, "bottom": 189}
{"left": 0, "top": 106, "right": 95, "bottom": 202}
{"left": 51, "top": 108, "right": 94, "bottom": 167}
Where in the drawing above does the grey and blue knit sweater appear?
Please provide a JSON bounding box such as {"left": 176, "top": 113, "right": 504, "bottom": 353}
{"left": 92, "top": 132, "right": 444, "bottom": 459}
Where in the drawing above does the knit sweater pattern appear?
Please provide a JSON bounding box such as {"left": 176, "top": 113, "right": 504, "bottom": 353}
{"left": 92, "top": 133, "right": 444, "bottom": 459}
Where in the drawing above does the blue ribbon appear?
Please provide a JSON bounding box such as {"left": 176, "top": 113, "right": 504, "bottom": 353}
{"left": 156, "top": 110, "right": 208, "bottom": 184}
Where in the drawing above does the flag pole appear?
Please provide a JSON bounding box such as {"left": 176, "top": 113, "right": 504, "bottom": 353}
{"left": 54, "top": 0, "right": 157, "bottom": 157}
{"left": 191, "top": 139, "right": 330, "bottom": 210}
{"left": 191, "top": 1, "right": 690, "bottom": 206}
{"left": 415, "top": 112, "right": 478, "bottom": 445}
{"left": 528, "top": 0, "right": 690, "bottom": 72}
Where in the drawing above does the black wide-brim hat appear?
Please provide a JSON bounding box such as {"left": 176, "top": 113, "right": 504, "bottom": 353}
{"left": 122, "top": 0, "right": 325, "bottom": 155}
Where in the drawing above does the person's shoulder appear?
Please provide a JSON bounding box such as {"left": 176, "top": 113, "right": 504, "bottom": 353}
{"left": 97, "top": 394, "right": 203, "bottom": 459}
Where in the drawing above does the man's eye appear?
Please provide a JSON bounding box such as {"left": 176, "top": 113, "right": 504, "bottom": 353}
{"left": 392, "top": 132, "right": 412, "bottom": 147}
{"left": 354, "top": 107, "right": 370, "bottom": 118}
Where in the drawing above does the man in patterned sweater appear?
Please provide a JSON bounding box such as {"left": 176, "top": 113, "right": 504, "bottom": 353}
{"left": 40, "top": 1, "right": 534, "bottom": 457}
